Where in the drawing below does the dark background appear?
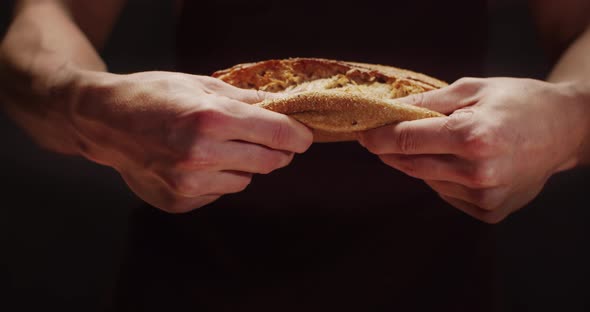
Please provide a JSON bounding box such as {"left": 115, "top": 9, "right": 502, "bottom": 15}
{"left": 1, "top": 0, "right": 589, "bottom": 311}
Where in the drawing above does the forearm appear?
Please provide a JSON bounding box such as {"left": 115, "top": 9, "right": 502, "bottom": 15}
{"left": 0, "top": 1, "right": 109, "bottom": 154}
{"left": 548, "top": 25, "right": 590, "bottom": 165}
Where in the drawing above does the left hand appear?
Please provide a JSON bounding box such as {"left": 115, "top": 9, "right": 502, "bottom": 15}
{"left": 359, "top": 77, "right": 589, "bottom": 223}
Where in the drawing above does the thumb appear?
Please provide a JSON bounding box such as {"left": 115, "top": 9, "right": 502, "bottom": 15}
{"left": 230, "top": 88, "right": 284, "bottom": 104}
{"left": 200, "top": 75, "right": 284, "bottom": 104}
{"left": 396, "top": 82, "right": 474, "bottom": 115}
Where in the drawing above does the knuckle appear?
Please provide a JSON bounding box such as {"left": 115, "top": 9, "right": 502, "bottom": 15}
{"left": 270, "top": 122, "right": 292, "bottom": 149}
{"left": 443, "top": 109, "right": 474, "bottom": 133}
{"left": 228, "top": 176, "right": 253, "bottom": 193}
{"left": 166, "top": 108, "right": 227, "bottom": 153}
{"left": 260, "top": 152, "right": 293, "bottom": 174}
{"left": 163, "top": 173, "right": 203, "bottom": 197}
{"left": 478, "top": 212, "right": 507, "bottom": 224}
{"left": 258, "top": 165, "right": 274, "bottom": 175}
{"left": 194, "top": 76, "right": 228, "bottom": 94}
{"left": 177, "top": 142, "right": 219, "bottom": 171}
{"left": 191, "top": 149, "right": 219, "bottom": 170}
{"left": 395, "top": 127, "right": 417, "bottom": 154}
{"left": 462, "top": 124, "right": 501, "bottom": 159}
{"left": 258, "top": 161, "right": 276, "bottom": 174}
{"left": 454, "top": 77, "right": 475, "bottom": 85}
{"left": 469, "top": 189, "right": 501, "bottom": 211}
{"left": 452, "top": 77, "right": 482, "bottom": 92}
{"left": 192, "top": 107, "right": 230, "bottom": 135}
{"left": 202, "top": 75, "right": 225, "bottom": 88}
{"left": 173, "top": 176, "right": 200, "bottom": 196}
{"left": 469, "top": 162, "right": 499, "bottom": 188}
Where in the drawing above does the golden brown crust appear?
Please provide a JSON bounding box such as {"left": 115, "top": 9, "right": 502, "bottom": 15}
{"left": 256, "top": 91, "right": 443, "bottom": 142}
{"left": 212, "top": 58, "right": 447, "bottom": 142}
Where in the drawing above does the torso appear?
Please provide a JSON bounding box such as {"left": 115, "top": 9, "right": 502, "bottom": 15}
{"left": 114, "top": 2, "right": 495, "bottom": 311}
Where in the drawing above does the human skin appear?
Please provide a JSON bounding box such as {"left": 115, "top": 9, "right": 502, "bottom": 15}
{"left": 359, "top": 1, "right": 590, "bottom": 223}
{"left": 1, "top": 1, "right": 588, "bottom": 219}
{"left": 0, "top": 1, "right": 312, "bottom": 212}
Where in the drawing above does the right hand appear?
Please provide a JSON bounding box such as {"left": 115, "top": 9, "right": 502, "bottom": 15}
{"left": 68, "top": 71, "right": 313, "bottom": 212}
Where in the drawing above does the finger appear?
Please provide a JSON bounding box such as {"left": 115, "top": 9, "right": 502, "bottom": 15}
{"left": 164, "top": 195, "right": 221, "bottom": 214}
{"left": 222, "top": 141, "right": 295, "bottom": 174}
{"left": 158, "top": 169, "right": 253, "bottom": 197}
{"left": 439, "top": 195, "right": 507, "bottom": 224}
{"left": 178, "top": 139, "right": 294, "bottom": 174}
{"left": 379, "top": 154, "right": 480, "bottom": 187}
{"left": 425, "top": 180, "right": 506, "bottom": 211}
{"left": 226, "top": 86, "right": 282, "bottom": 104}
{"left": 359, "top": 117, "right": 461, "bottom": 155}
{"left": 121, "top": 169, "right": 221, "bottom": 213}
{"left": 397, "top": 78, "right": 483, "bottom": 114}
{"left": 200, "top": 76, "right": 282, "bottom": 103}
{"left": 217, "top": 98, "right": 313, "bottom": 153}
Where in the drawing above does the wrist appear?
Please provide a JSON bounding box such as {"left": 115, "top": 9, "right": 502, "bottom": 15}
{"left": 55, "top": 68, "right": 120, "bottom": 156}
{"left": 1, "top": 57, "right": 110, "bottom": 155}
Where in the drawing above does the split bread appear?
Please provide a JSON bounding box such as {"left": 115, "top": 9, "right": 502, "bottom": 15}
{"left": 213, "top": 58, "right": 447, "bottom": 142}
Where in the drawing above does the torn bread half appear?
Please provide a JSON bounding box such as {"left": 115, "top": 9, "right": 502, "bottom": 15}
{"left": 212, "top": 58, "right": 447, "bottom": 142}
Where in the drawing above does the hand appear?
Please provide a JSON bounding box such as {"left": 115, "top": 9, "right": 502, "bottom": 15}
{"left": 359, "top": 78, "right": 589, "bottom": 223}
{"left": 68, "top": 71, "right": 313, "bottom": 212}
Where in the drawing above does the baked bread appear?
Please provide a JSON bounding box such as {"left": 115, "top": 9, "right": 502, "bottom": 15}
{"left": 213, "top": 58, "right": 447, "bottom": 142}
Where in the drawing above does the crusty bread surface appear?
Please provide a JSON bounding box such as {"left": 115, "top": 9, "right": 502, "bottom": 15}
{"left": 213, "top": 58, "right": 447, "bottom": 142}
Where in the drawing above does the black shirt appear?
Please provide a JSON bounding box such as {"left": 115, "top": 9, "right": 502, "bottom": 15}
{"left": 113, "top": 1, "right": 495, "bottom": 311}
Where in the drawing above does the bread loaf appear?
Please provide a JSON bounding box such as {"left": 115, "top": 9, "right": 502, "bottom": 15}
{"left": 213, "top": 58, "right": 447, "bottom": 142}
